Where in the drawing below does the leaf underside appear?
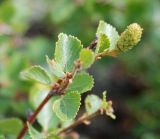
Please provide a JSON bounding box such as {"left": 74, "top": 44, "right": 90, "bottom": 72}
{"left": 96, "top": 20, "right": 119, "bottom": 51}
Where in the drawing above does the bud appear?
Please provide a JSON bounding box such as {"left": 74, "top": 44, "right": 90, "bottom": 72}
{"left": 117, "top": 23, "right": 143, "bottom": 52}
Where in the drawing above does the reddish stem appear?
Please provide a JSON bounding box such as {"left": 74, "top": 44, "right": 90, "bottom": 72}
{"left": 17, "top": 46, "right": 90, "bottom": 139}
{"left": 87, "top": 38, "right": 97, "bottom": 49}
{"left": 17, "top": 90, "right": 57, "bottom": 139}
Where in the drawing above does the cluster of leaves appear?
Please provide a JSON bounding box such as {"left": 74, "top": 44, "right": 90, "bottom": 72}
{"left": 0, "top": 19, "right": 142, "bottom": 139}
{"left": 1, "top": 0, "right": 159, "bottom": 138}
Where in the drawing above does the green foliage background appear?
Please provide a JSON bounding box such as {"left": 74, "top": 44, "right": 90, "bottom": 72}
{"left": 0, "top": 0, "right": 160, "bottom": 139}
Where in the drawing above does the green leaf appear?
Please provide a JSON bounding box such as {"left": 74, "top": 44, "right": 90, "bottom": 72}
{"left": 23, "top": 135, "right": 31, "bottom": 139}
{"left": 85, "top": 95, "right": 102, "bottom": 115}
{"left": 46, "top": 135, "right": 60, "bottom": 139}
{"left": 61, "top": 119, "right": 74, "bottom": 128}
{"left": 21, "top": 65, "right": 52, "bottom": 85}
{"left": 55, "top": 33, "right": 83, "bottom": 72}
{"left": 28, "top": 123, "right": 43, "bottom": 139}
{"left": 96, "top": 20, "right": 119, "bottom": 51}
{"left": 30, "top": 84, "right": 60, "bottom": 131}
{"left": 53, "top": 92, "right": 81, "bottom": 121}
{"left": 45, "top": 133, "right": 61, "bottom": 139}
{"left": 67, "top": 72, "right": 94, "bottom": 94}
{"left": 46, "top": 56, "right": 65, "bottom": 78}
{"left": 96, "top": 34, "right": 110, "bottom": 53}
{"left": 80, "top": 48, "right": 95, "bottom": 69}
{"left": 0, "top": 118, "right": 23, "bottom": 135}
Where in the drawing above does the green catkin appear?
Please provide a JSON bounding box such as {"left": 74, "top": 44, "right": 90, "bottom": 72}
{"left": 117, "top": 23, "right": 143, "bottom": 52}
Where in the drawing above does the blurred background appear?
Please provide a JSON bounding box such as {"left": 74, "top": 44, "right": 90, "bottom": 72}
{"left": 0, "top": 0, "right": 160, "bottom": 139}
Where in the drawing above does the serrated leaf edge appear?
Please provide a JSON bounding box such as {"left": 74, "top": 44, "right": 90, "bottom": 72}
{"left": 96, "top": 20, "right": 119, "bottom": 37}
{"left": 86, "top": 73, "right": 94, "bottom": 93}
{"left": 21, "top": 65, "right": 52, "bottom": 85}
{"left": 53, "top": 92, "right": 81, "bottom": 121}
{"left": 55, "top": 33, "right": 83, "bottom": 56}
{"left": 96, "top": 20, "right": 119, "bottom": 51}
{"left": 80, "top": 48, "right": 95, "bottom": 69}
{"left": 54, "top": 33, "right": 83, "bottom": 71}
{"left": 67, "top": 72, "right": 94, "bottom": 94}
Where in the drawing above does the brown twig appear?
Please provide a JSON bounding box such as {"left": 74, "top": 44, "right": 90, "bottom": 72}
{"left": 17, "top": 61, "right": 80, "bottom": 139}
{"left": 17, "top": 90, "right": 57, "bottom": 139}
{"left": 57, "top": 110, "right": 100, "bottom": 135}
{"left": 95, "top": 49, "right": 119, "bottom": 60}
{"left": 46, "top": 110, "right": 100, "bottom": 138}
{"left": 18, "top": 37, "right": 98, "bottom": 138}
{"left": 87, "top": 38, "right": 97, "bottom": 49}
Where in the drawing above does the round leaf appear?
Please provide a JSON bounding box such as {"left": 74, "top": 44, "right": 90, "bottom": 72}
{"left": 85, "top": 95, "right": 102, "bottom": 115}
{"left": 54, "top": 33, "right": 83, "bottom": 72}
{"left": 96, "top": 20, "right": 119, "bottom": 51}
{"left": 53, "top": 92, "right": 81, "bottom": 121}
{"left": 67, "top": 72, "right": 94, "bottom": 94}
{"left": 80, "top": 48, "right": 95, "bottom": 69}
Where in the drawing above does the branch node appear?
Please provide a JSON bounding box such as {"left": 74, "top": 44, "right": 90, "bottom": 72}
{"left": 83, "top": 120, "right": 91, "bottom": 125}
{"left": 66, "top": 72, "right": 73, "bottom": 79}
{"left": 49, "top": 89, "right": 57, "bottom": 96}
